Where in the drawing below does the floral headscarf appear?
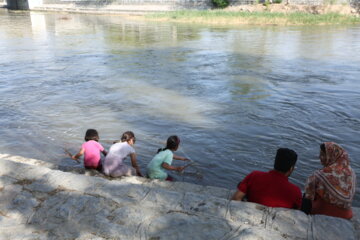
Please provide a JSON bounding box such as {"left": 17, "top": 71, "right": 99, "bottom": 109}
{"left": 304, "top": 142, "right": 356, "bottom": 209}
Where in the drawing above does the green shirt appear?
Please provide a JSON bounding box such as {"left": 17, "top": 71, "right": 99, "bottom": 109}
{"left": 147, "top": 149, "right": 173, "bottom": 180}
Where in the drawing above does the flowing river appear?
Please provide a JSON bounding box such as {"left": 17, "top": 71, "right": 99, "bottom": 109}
{"left": 1, "top": 9, "right": 359, "bottom": 205}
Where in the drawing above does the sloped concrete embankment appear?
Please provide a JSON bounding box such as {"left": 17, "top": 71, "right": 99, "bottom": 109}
{"left": 0, "top": 154, "right": 359, "bottom": 239}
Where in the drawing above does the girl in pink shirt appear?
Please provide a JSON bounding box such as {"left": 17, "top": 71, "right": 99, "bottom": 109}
{"left": 71, "top": 129, "right": 107, "bottom": 171}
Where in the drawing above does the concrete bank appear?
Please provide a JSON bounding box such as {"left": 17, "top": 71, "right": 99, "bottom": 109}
{"left": 0, "top": 154, "right": 359, "bottom": 239}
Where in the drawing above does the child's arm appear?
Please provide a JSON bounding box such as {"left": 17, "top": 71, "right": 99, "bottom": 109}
{"left": 64, "top": 148, "right": 83, "bottom": 163}
{"left": 130, "top": 153, "right": 143, "bottom": 177}
{"left": 102, "top": 149, "right": 108, "bottom": 156}
{"left": 161, "top": 163, "right": 185, "bottom": 172}
{"left": 173, "top": 154, "right": 190, "bottom": 161}
{"left": 72, "top": 148, "right": 84, "bottom": 161}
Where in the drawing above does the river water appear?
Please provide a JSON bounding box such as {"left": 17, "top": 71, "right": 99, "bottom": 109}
{"left": 1, "top": 10, "right": 359, "bottom": 205}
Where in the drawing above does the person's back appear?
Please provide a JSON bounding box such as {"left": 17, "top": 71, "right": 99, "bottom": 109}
{"left": 238, "top": 170, "right": 301, "bottom": 209}
{"left": 82, "top": 140, "right": 104, "bottom": 168}
{"left": 303, "top": 142, "right": 355, "bottom": 219}
{"left": 147, "top": 149, "right": 174, "bottom": 180}
{"left": 146, "top": 135, "right": 189, "bottom": 181}
{"left": 232, "top": 148, "right": 302, "bottom": 209}
{"left": 102, "top": 131, "right": 143, "bottom": 177}
{"left": 70, "top": 129, "right": 107, "bottom": 171}
{"left": 103, "top": 141, "right": 134, "bottom": 175}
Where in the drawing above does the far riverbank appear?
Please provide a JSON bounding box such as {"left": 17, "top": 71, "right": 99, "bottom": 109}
{"left": 3, "top": 0, "right": 359, "bottom": 25}
{"left": 142, "top": 4, "right": 360, "bottom": 26}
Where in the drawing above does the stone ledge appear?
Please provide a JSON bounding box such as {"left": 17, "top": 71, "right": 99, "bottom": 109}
{"left": 0, "top": 155, "right": 359, "bottom": 239}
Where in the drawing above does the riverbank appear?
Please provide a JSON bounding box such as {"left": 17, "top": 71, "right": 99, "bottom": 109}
{"left": 144, "top": 4, "right": 360, "bottom": 26}
{"left": 4, "top": 0, "right": 359, "bottom": 26}
{"left": 0, "top": 154, "right": 359, "bottom": 239}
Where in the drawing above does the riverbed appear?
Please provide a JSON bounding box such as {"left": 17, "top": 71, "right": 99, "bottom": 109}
{"left": 0, "top": 10, "right": 359, "bottom": 205}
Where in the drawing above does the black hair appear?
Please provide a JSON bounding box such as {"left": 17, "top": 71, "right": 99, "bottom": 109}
{"left": 274, "top": 148, "right": 298, "bottom": 173}
{"left": 320, "top": 143, "right": 326, "bottom": 153}
{"left": 157, "top": 135, "right": 180, "bottom": 153}
{"left": 84, "top": 129, "right": 99, "bottom": 142}
{"left": 121, "top": 131, "right": 135, "bottom": 143}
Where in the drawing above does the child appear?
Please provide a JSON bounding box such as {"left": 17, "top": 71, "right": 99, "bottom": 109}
{"left": 71, "top": 129, "right": 107, "bottom": 171}
{"left": 147, "top": 135, "right": 189, "bottom": 181}
{"left": 102, "top": 131, "right": 143, "bottom": 177}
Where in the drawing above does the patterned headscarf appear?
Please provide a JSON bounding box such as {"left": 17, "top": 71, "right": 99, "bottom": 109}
{"left": 304, "top": 142, "right": 356, "bottom": 209}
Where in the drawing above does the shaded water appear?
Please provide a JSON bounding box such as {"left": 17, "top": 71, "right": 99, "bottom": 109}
{"left": 1, "top": 10, "right": 359, "bottom": 205}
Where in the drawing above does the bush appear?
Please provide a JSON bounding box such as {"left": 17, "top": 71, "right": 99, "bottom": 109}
{"left": 212, "top": 0, "right": 230, "bottom": 8}
{"left": 273, "top": 0, "right": 282, "bottom": 3}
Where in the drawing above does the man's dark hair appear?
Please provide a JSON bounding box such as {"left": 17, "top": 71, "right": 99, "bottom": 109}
{"left": 274, "top": 148, "right": 297, "bottom": 173}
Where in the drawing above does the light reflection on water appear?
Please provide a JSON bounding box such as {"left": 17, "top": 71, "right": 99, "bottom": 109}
{"left": 0, "top": 10, "right": 360, "bottom": 205}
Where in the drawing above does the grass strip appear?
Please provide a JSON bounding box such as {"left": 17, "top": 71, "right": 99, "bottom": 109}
{"left": 146, "top": 10, "right": 360, "bottom": 25}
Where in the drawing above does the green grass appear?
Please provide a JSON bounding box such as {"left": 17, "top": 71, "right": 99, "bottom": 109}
{"left": 145, "top": 10, "right": 360, "bottom": 25}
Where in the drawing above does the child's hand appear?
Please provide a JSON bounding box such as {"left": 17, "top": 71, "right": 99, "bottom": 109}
{"left": 64, "top": 148, "right": 73, "bottom": 158}
{"left": 64, "top": 149, "right": 79, "bottom": 162}
{"left": 71, "top": 156, "right": 80, "bottom": 163}
{"left": 177, "top": 166, "right": 185, "bottom": 172}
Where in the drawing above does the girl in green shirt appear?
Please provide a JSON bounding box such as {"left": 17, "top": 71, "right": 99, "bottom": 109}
{"left": 147, "top": 135, "right": 190, "bottom": 181}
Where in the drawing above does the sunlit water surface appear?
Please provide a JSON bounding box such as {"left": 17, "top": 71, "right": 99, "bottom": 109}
{"left": 1, "top": 10, "right": 359, "bottom": 205}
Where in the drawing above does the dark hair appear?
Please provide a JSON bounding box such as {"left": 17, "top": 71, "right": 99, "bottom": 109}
{"left": 320, "top": 143, "right": 326, "bottom": 153}
{"left": 157, "top": 135, "right": 180, "bottom": 153}
{"left": 274, "top": 148, "right": 298, "bottom": 173}
{"left": 84, "top": 129, "right": 99, "bottom": 142}
{"left": 121, "top": 131, "right": 135, "bottom": 143}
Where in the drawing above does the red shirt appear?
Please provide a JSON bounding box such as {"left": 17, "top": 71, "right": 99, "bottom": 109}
{"left": 238, "top": 170, "right": 302, "bottom": 209}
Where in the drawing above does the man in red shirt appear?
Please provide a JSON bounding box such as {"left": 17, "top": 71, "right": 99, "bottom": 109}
{"left": 231, "top": 148, "right": 302, "bottom": 209}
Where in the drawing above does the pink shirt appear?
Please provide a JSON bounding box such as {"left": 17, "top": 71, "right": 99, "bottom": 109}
{"left": 82, "top": 140, "right": 104, "bottom": 168}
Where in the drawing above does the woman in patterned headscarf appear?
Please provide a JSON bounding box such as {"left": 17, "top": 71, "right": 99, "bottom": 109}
{"left": 304, "top": 142, "right": 356, "bottom": 219}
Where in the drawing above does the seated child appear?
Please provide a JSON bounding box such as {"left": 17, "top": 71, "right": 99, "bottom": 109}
{"left": 147, "top": 135, "right": 189, "bottom": 181}
{"left": 71, "top": 129, "right": 107, "bottom": 171}
{"left": 102, "top": 131, "right": 143, "bottom": 177}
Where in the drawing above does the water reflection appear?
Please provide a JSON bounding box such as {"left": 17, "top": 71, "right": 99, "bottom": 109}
{"left": 1, "top": 10, "right": 360, "bottom": 206}
{"left": 30, "top": 12, "right": 47, "bottom": 41}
